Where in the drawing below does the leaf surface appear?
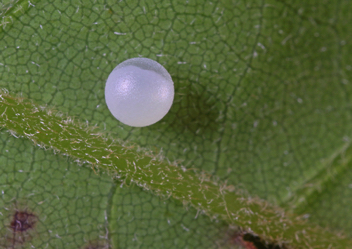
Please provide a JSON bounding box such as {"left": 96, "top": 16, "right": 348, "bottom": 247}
{"left": 0, "top": 0, "right": 351, "bottom": 248}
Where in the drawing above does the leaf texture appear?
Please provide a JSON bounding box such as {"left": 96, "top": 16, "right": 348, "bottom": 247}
{"left": 0, "top": 0, "right": 352, "bottom": 248}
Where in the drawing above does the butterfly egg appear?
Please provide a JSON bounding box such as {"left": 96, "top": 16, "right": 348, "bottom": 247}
{"left": 105, "top": 58, "right": 175, "bottom": 127}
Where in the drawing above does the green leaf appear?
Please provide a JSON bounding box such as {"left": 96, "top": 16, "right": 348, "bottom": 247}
{"left": 2, "top": 91, "right": 351, "bottom": 248}
{"left": 0, "top": 0, "right": 351, "bottom": 248}
{"left": 0, "top": 129, "right": 227, "bottom": 248}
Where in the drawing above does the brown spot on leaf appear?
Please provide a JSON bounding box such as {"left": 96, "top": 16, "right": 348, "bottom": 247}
{"left": 7, "top": 209, "right": 38, "bottom": 248}
{"left": 231, "top": 231, "right": 288, "bottom": 249}
{"left": 10, "top": 211, "right": 37, "bottom": 233}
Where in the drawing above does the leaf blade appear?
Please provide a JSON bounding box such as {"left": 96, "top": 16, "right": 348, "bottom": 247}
{"left": 0, "top": 92, "right": 350, "bottom": 248}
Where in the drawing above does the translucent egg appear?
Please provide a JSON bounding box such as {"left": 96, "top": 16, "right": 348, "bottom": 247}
{"left": 105, "top": 57, "right": 174, "bottom": 127}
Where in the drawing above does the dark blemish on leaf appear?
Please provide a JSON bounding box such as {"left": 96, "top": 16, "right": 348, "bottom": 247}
{"left": 8, "top": 209, "right": 38, "bottom": 248}
{"left": 10, "top": 211, "right": 37, "bottom": 233}
{"left": 231, "top": 231, "right": 258, "bottom": 249}
{"left": 232, "top": 232, "right": 288, "bottom": 249}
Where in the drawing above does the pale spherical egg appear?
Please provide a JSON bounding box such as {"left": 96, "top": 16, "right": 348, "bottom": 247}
{"left": 105, "top": 58, "right": 174, "bottom": 127}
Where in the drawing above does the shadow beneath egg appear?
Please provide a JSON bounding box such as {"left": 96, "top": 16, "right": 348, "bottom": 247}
{"left": 160, "top": 86, "right": 221, "bottom": 136}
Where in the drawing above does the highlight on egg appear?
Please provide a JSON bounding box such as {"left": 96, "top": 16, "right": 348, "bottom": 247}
{"left": 105, "top": 57, "right": 175, "bottom": 127}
